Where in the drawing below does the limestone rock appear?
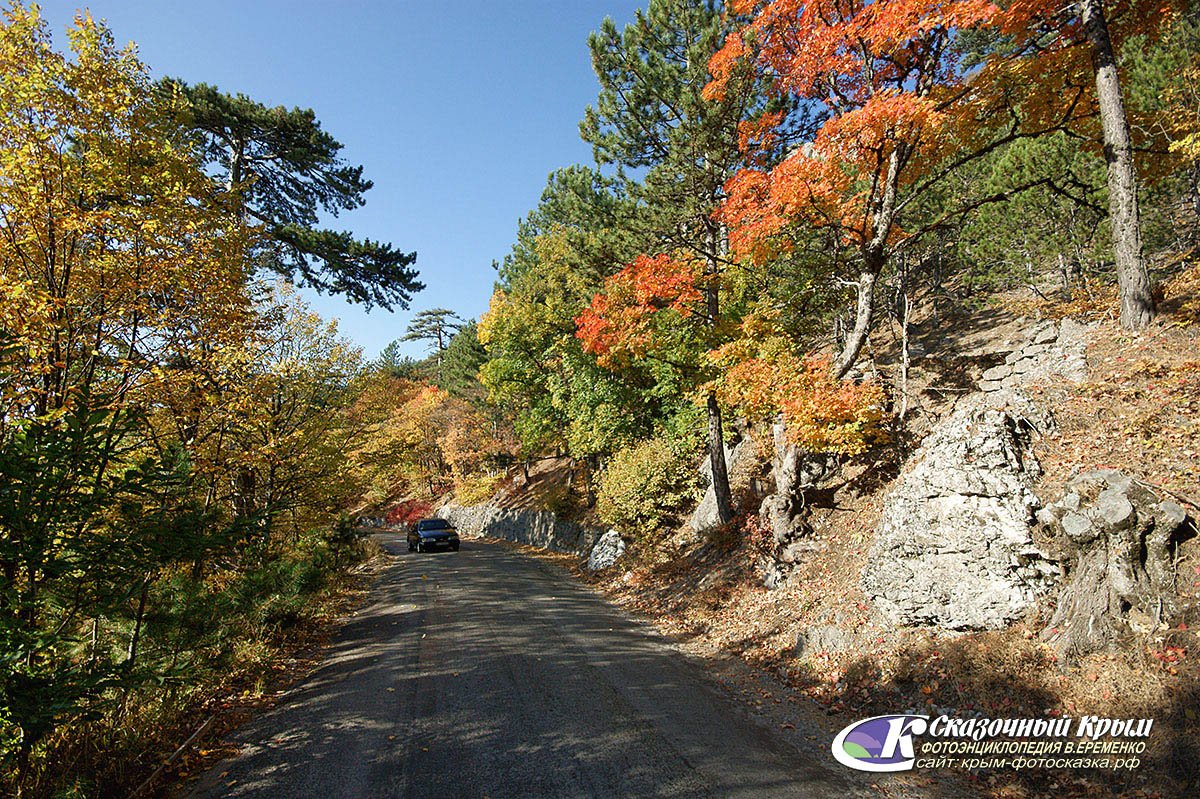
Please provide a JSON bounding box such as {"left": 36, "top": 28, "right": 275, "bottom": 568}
{"left": 982, "top": 364, "right": 1012, "bottom": 382}
{"left": 795, "top": 625, "right": 856, "bottom": 657}
{"left": 980, "top": 319, "right": 1089, "bottom": 392}
{"left": 861, "top": 390, "right": 1059, "bottom": 630}
{"left": 691, "top": 437, "right": 761, "bottom": 535}
{"left": 436, "top": 503, "right": 602, "bottom": 555}
{"left": 586, "top": 530, "right": 626, "bottom": 571}
{"left": 1032, "top": 322, "right": 1058, "bottom": 345}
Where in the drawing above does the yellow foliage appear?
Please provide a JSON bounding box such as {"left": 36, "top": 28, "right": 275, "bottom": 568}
{"left": 0, "top": 3, "right": 256, "bottom": 420}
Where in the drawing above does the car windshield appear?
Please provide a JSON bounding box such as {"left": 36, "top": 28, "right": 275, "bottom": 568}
{"left": 417, "top": 519, "right": 451, "bottom": 531}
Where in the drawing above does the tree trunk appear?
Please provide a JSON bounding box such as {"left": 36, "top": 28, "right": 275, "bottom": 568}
{"left": 833, "top": 268, "right": 879, "bottom": 379}
{"left": 227, "top": 136, "right": 245, "bottom": 193}
{"left": 899, "top": 292, "right": 912, "bottom": 422}
{"left": 704, "top": 225, "right": 734, "bottom": 527}
{"left": 1081, "top": 0, "right": 1155, "bottom": 330}
{"left": 834, "top": 146, "right": 900, "bottom": 379}
{"left": 706, "top": 391, "right": 734, "bottom": 526}
{"left": 1041, "top": 472, "right": 1188, "bottom": 661}
{"left": 125, "top": 580, "right": 150, "bottom": 669}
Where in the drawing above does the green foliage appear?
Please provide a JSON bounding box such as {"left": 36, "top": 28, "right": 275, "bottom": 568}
{"left": 479, "top": 168, "right": 655, "bottom": 457}
{"left": 956, "top": 133, "right": 1108, "bottom": 292}
{"left": 581, "top": 0, "right": 765, "bottom": 239}
{"left": 597, "top": 437, "right": 700, "bottom": 533}
{"left": 374, "top": 346, "right": 426, "bottom": 380}
{"left": 437, "top": 321, "right": 488, "bottom": 400}
{"left": 165, "top": 79, "right": 422, "bottom": 310}
{"left": 402, "top": 308, "right": 464, "bottom": 354}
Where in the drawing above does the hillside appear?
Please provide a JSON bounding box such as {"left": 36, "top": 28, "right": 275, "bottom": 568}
{"left": 484, "top": 273, "right": 1196, "bottom": 799}
{"left": 418, "top": 264, "right": 1200, "bottom": 798}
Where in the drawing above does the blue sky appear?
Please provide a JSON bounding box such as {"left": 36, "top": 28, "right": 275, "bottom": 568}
{"left": 32, "top": 0, "right": 647, "bottom": 359}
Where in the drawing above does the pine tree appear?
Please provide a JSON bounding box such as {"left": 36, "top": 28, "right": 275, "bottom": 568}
{"left": 402, "top": 309, "right": 466, "bottom": 355}
{"left": 165, "top": 80, "right": 423, "bottom": 310}
{"left": 582, "top": 0, "right": 766, "bottom": 526}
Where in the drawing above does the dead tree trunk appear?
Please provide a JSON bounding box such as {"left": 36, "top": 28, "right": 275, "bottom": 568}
{"left": 1041, "top": 471, "right": 1190, "bottom": 661}
{"left": 1081, "top": 0, "right": 1156, "bottom": 330}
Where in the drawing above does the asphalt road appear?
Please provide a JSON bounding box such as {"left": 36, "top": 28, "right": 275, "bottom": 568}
{"left": 189, "top": 536, "right": 868, "bottom": 799}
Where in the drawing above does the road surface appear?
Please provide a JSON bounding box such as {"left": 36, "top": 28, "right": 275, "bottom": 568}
{"left": 189, "top": 536, "right": 869, "bottom": 799}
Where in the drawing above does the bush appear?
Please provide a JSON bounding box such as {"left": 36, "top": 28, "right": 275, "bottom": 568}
{"left": 452, "top": 472, "right": 500, "bottom": 506}
{"left": 597, "top": 437, "right": 699, "bottom": 533}
{"left": 385, "top": 499, "right": 433, "bottom": 527}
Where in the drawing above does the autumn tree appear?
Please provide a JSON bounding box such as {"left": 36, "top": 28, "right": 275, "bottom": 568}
{"left": 229, "top": 286, "right": 366, "bottom": 537}
{"left": 712, "top": 1, "right": 1182, "bottom": 360}
{"left": 708, "top": 312, "right": 888, "bottom": 456}
{"left": 709, "top": 0, "right": 1095, "bottom": 375}
{"left": 0, "top": 8, "right": 387, "bottom": 792}
{"left": 165, "top": 80, "right": 422, "bottom": 310}
{"left": 0, "top": 5, "right": 256, "bottom": 782}
{"left": 582, "top": 0, "right": 767, "bottom": 525}
{"left": 479, "top": 167, "right": 655, "bottom": 458}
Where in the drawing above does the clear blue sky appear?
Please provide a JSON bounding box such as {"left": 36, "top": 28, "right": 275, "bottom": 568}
{"left": 32, "top": 0, "right": 646, "bottom": 359}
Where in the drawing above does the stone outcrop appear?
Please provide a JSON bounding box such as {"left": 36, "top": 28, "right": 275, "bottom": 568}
{"left": 979, "top": 319, "right": 1088, "bottom": 392}
{"left": 1038, "top": 470, "right": 1191, "bottom": 660}
{"left": 794, "top": 610, "right": 862, "bottom": 657}
{"left": 690, "top": 437, "right": 761, "bottom": 535}
{"left": 586, "top": 530, "right": 627, "bottom": 571}
{"left": 436, "top": 502, "right": 602, "bottom": 555}
{"left": 862, "top": 390, "right": 1060, "bottom": 630}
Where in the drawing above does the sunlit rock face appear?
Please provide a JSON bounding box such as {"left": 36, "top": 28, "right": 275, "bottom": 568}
{"left": 586, "top": 530, "right": 627, "bottom": 572}
{"left": 437, "top": 503, "right": 601, "bottom": 555}
{"left": 862, "top": 390, "right": 1059, "bottom": 631}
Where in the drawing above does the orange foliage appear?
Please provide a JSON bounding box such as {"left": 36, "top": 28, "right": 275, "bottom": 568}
{"left": 575, "top": 253, "right": 703, "bottom": 368}
{"left": 982, "top": 0, "right": 1177, "bottom": 136}
{"left": 710, "top": 318, "right": 888, "bottom": 455}
{"left": 710, "top": 1, "right": 1004, "bottom": 262}
{"left": 996, "top": 0, "right": 1171, "bottom": 40}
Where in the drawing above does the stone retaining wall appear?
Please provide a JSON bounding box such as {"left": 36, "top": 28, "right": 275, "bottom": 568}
{"left": 436, "top": 502, "right": 603, "bottom": 555}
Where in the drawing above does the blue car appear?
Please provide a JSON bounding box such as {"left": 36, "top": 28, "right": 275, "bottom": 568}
{"left": 407, "top": 518, "right": 460, "bottom": 553}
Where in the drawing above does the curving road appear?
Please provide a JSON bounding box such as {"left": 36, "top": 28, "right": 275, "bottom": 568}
{"left": 189, "top": 535, "right": 869, "bottom": 799}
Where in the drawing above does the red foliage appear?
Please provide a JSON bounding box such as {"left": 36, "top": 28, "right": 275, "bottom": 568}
{"left": 385, "top": 499, "right": 433, "bottom": 527}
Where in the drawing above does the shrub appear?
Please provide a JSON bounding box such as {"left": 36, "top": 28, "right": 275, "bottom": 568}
{"left": 597, "top": 437, "right": 699, "bottom": 533}
{"left": 453, "top": 472, "right": 500, "bottom": 506}
{"left": 385, "top": 499, "right": 433, "bottom": 527}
